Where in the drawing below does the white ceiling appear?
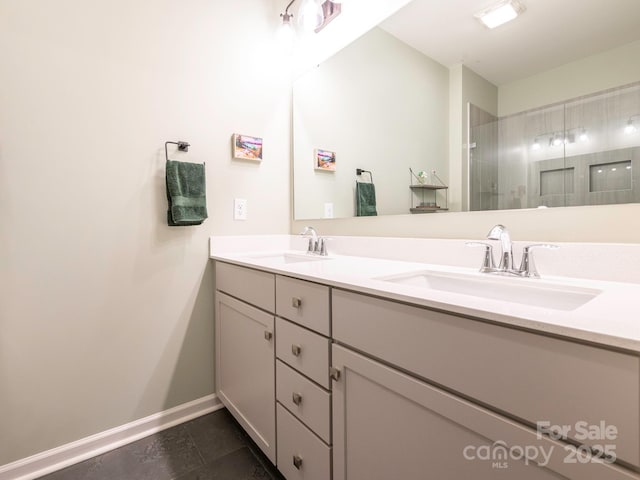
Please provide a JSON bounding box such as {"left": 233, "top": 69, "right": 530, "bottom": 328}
{"left": 379, "top": 0, "right": 640, "bottom": 85}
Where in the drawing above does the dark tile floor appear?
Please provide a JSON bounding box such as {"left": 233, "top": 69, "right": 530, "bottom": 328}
{"left": 38, "top": 409, "right": 285, "bottom": 480}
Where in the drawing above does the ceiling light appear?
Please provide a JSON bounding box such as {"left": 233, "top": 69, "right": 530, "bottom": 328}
{"left": 475, "top": 0, "right": 525, "bottom": 29}
{"left": 531, "top": 138, "right": 540, "bottom": 151}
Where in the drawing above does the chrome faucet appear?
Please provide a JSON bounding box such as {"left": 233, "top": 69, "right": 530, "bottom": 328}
{"left": 467, "top": 224, "right": 558, "bottom": 278}
{"left": 300, "top": 226, "right": 327, "bottom": 256}
{"left": 486, "top": 224, "right": 514, "bottom": 271}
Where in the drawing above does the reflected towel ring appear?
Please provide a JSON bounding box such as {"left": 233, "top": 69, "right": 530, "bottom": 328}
{"left": 356, "top": 168, "right": 373, "bottom": 183}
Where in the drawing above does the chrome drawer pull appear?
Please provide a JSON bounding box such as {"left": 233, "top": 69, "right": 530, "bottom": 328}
{"left": 291, "top": 297, "right": 302, "bottom": 308}
{"left": 330, "top": 366, "right": 341, "bottom": 381}
{"left": 291, "top": 344, "right": 302, "bottom": 357}
{"left": 293, "top": 455, "right": 303, "bottom": 469}
{"left": 292, "top": 392, "right": 303, "bottom": 406}
{"left": 264, "top": 331, "right": 273, "bottom": 341}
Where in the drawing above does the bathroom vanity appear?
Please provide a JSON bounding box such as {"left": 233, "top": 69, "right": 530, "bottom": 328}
{"left": 211, "top": 235, "right": 640, "bottom": 480}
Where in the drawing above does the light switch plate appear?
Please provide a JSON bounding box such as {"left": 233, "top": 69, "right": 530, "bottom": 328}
{"left": 324, "top": 202, "right": 334, "bottom": 218}
{"left": 234, "top": 198, "right": 247, "bottom": 220}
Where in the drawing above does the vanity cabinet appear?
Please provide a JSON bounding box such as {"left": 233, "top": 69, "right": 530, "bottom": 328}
{"left": 214, "top": 259, "right": 640, "bottom": 479}
{"left": 215, "top": 263, "right": 276, "bottom": 463}
{"left": 332, "top": 289, "right": 640, "bottom": 479}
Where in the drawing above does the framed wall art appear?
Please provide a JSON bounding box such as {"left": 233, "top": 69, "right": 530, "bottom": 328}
{"left": 233, "top": 134, "right": 263, "bottom": 161}
{"left": 315, "top": 148, "right": 336, "bottom": 171}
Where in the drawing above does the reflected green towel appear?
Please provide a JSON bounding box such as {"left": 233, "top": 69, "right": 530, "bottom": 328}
{"left": 356, "top": 182, "right": 377, "bottom": 216}
{"left": 166, "top": 160, "right": 208, "bottom": 226}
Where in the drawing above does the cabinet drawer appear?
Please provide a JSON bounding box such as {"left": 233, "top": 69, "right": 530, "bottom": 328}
{"left": 276, "top": 318, "right": 330, "bottom": 389}
{"left": 276, "top": 276, "right": 330, "bottom": 335}
{"left": 333, "top": 289, "right": 640, "bottom": 467}
{"left": 216, "top": 262, "right": 275, "bottom": 312}
{"left": 277, "top": 360, "right": 331, "bottom": 443}
{"left": 277, "top": 404, "right": 331, "bottom": 480}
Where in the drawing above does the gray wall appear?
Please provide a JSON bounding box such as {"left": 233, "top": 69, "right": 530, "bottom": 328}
{"left": 0, "top": 0, "right": 290, "bottom": 465}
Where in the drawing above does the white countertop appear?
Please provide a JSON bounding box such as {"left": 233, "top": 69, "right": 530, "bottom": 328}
{"left": 210, "top": 236, "right": 640, "bottom": 353}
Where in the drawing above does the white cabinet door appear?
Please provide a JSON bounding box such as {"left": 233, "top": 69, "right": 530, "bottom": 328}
{"left": 216, "top": 291, "right": 275, "bottom": 463}
{"left": 332, "top": 344, "right": 637, "bottom": 480}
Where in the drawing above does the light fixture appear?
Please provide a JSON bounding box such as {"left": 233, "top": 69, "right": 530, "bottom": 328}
{"left": 531, "top": 137, "right": 541, "bottom": 151}
{"left": 624, "top": 115, "right": 639, "bottom": 135}
{"left": 563, "top": 133, "right": 575, "bottom": 145}
{"left": 299, "top": 0, "right": 324, "bottom": 31}
{"left": 579, "top": 128, "right": 589, "bottom": 142}
{"left": 475, "top": 0, "right": 526, "bottom": 29}
{"left": 277, "top": 1, "right": 296, "bottom": 49}
{"left": 533, "top": 127, "right": 587, "bottom": 149}
{"left": 278, "top": 0, "right": 344, "bottom": 39}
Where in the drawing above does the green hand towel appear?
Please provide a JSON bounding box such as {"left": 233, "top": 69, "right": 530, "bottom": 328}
{"left": 356, "top": 182, "right": 377, "bottom": 216}
{"left": 166, "top": 160, "right": 208, "bottom": 226}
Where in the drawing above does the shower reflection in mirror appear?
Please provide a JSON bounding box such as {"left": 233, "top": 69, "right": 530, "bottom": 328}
{"left": 469, "top": 82, "right": 640, "bottom": 211}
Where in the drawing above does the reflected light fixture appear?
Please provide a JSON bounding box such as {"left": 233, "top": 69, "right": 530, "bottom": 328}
{"left": 531, "top": 137, "right": 541, "bottom": 151}
{"left": 625, "top": 114, "right": 639, "bottom": 134}
{"left": 532, "top": 127, "right": 587, "bottom": 149}
{"left": 475, "top": 0, "right": 526, "bottom": 29}
{"left": 579, "top": 128, "right": 589, "bottom": 142}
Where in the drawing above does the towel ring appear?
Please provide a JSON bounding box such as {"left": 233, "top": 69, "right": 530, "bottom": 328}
{"left": 356, "top": 168, "right": 373, "bottom": 183}
{"left": 165, "top": 141, "right": 190, "bottom": 162}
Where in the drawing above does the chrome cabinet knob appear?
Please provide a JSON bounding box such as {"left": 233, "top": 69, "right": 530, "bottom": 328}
{"left": 264, "top": 331, "right": 272, "bottom": 341}
{"left": 291, "top": 344, "right": 302, "bottom": 357}
{"left": 293, "top": 455, "right": 303, "bottom": 469}
{"left": 292, "top": 392, "right": 303, "bottom": 406}
{"left": 291, "top": 297, "right": 302, "bottom": 308}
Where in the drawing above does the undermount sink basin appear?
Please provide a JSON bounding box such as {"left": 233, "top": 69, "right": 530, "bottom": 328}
{"left": 244, "top": 252, "right": 331, "bottom": 265}
{"left": 379, "top": 270, "right": 601, "bottom": 311}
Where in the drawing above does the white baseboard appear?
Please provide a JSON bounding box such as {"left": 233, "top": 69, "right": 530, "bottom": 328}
{"left": 0, "top": 394, "right": 223, "bottom": 480}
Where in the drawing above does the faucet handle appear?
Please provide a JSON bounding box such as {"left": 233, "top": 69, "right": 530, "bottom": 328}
{"left": 317, "top": 238, "right": 328, "bottom": 256}
{"left": 519, "top": 244, "right": 559, "bottom": 278}
{"left": 465, "top": 241, "right": 496, "bottom": 272}
{"left": 307, "top": 237, "right": 316, "bottom": 254}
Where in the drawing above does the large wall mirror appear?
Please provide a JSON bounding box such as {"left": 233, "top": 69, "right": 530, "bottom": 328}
{"left": 293, "top": 0, "right": 640, "bottom": 220}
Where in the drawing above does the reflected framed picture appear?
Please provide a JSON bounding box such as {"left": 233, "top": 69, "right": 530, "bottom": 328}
{"left": 233, "top": 134, "right": 263, "bottom": 161}
{"left": 315, "top": 148, "right": 336, "bottom": 171}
